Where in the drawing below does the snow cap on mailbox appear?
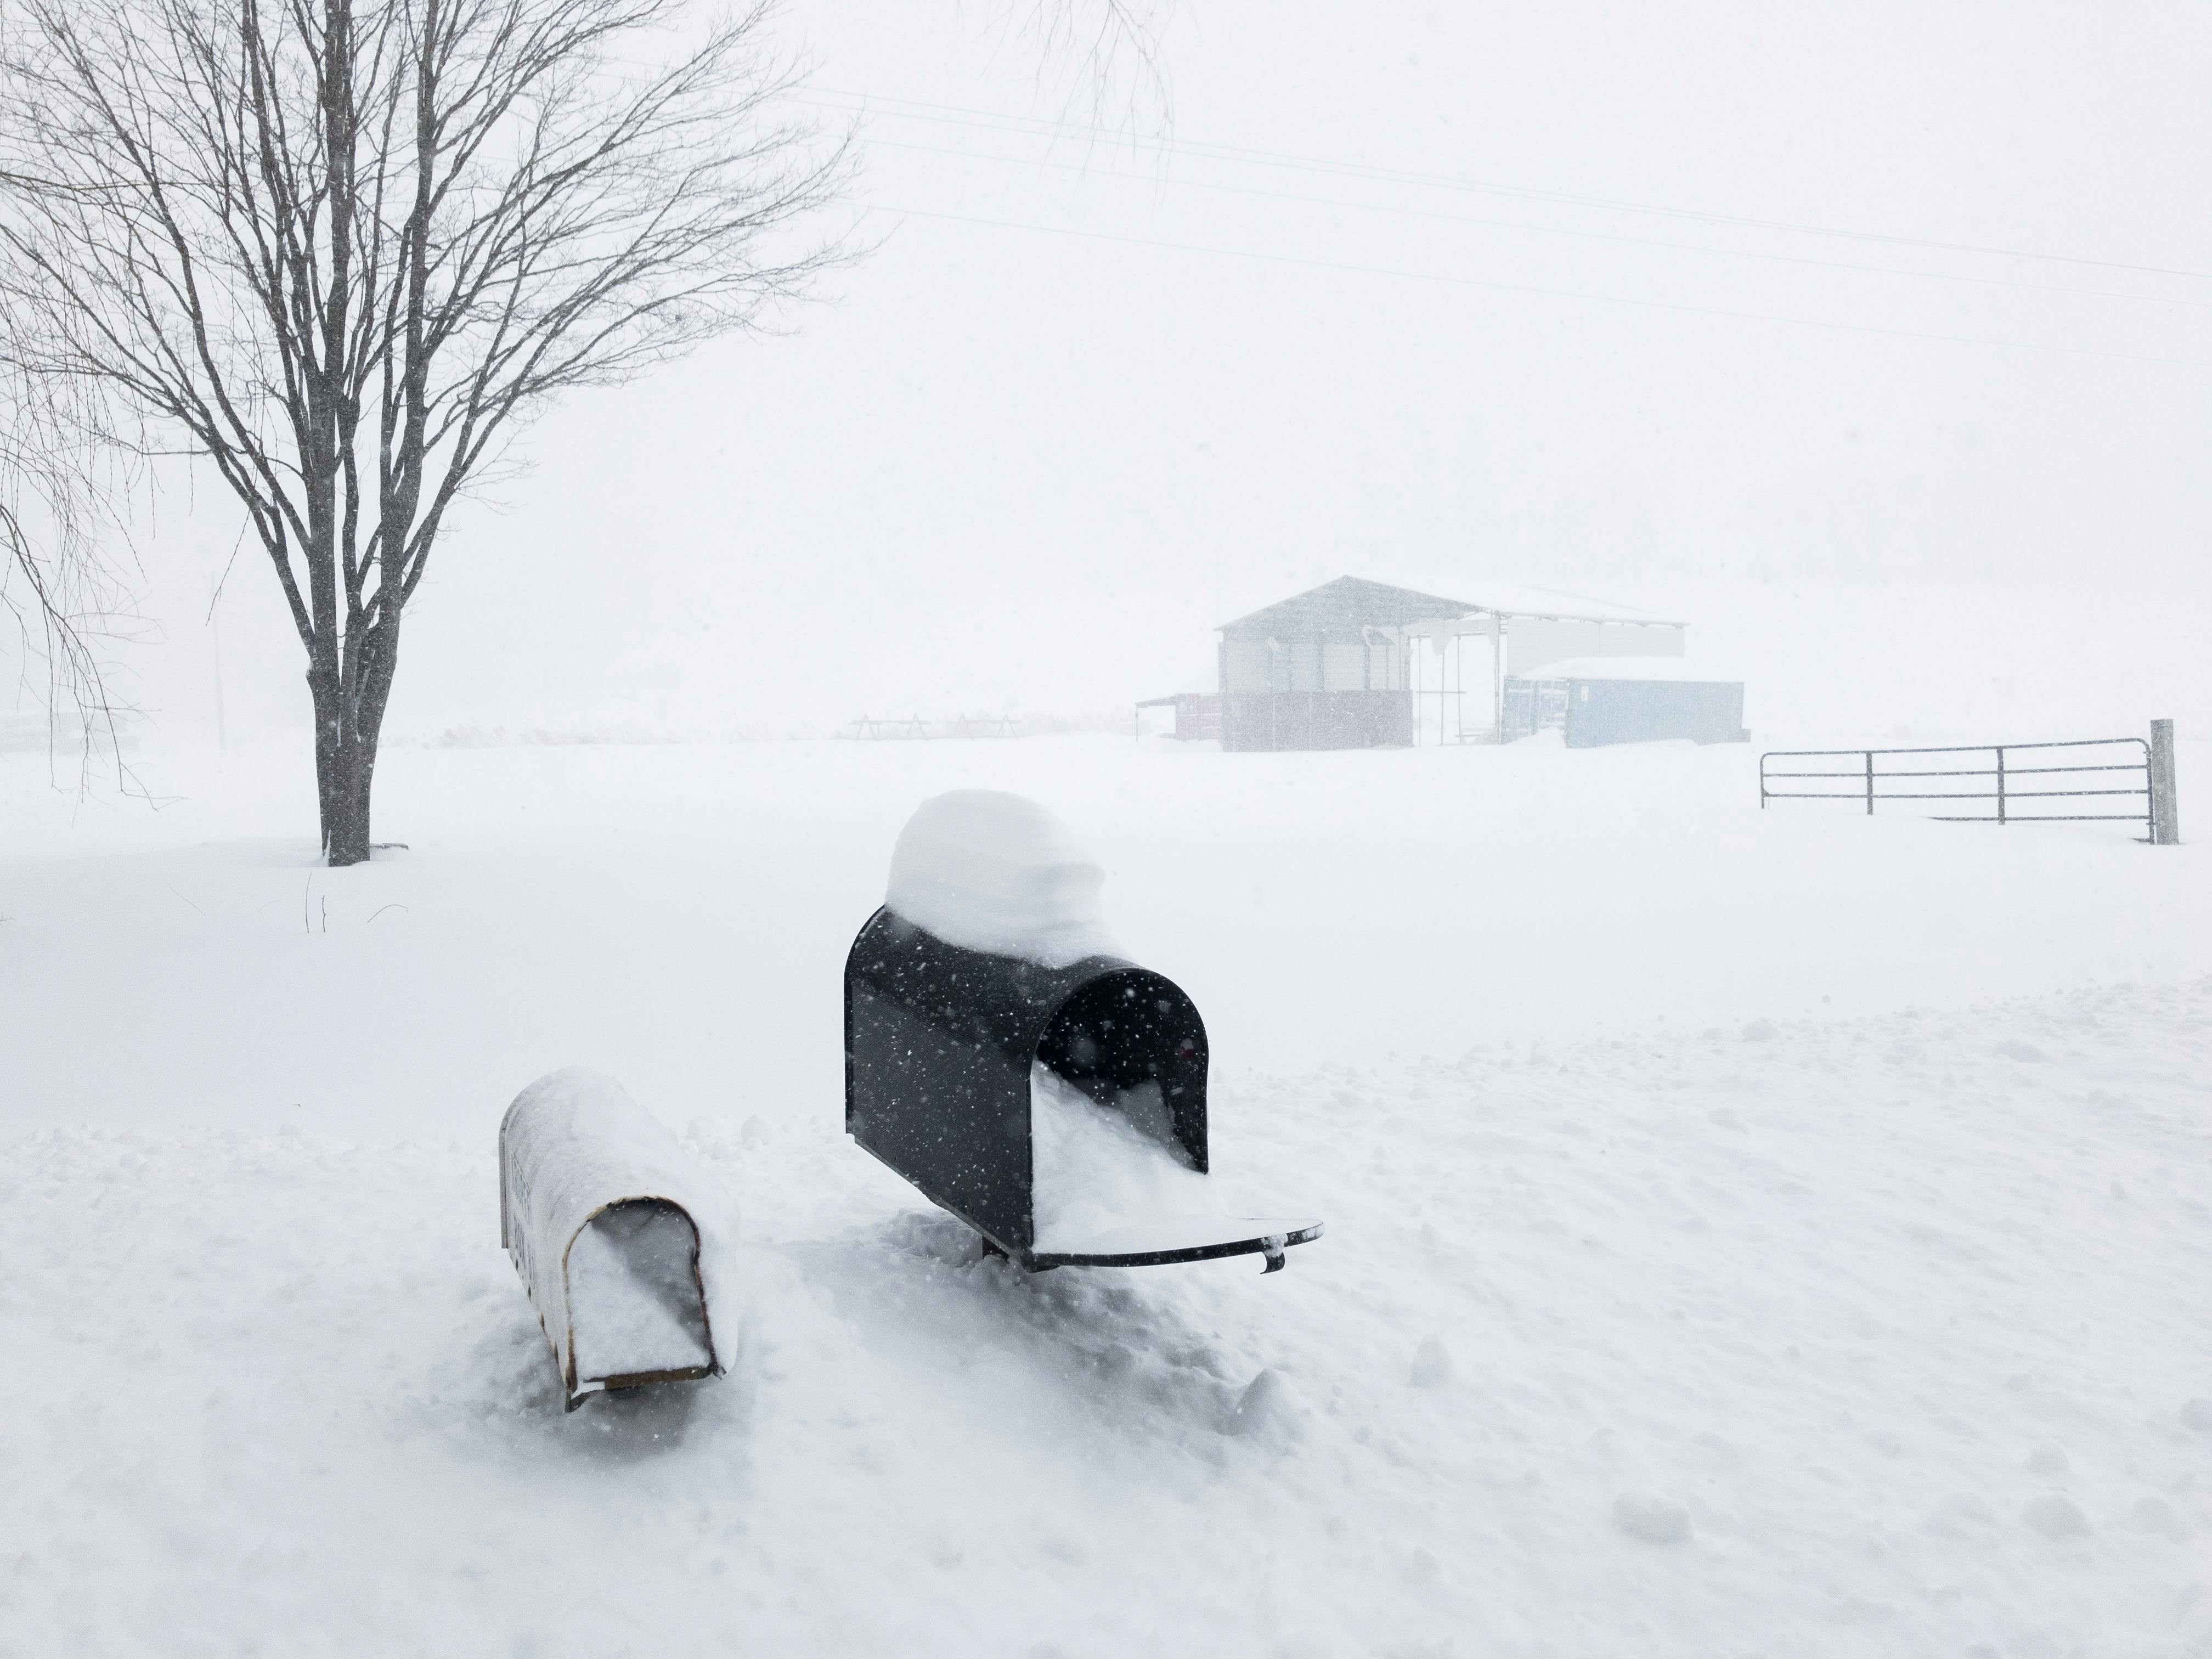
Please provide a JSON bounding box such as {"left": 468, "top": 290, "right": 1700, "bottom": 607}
{"left": 499, "top": 1068, "right": 725, "bottom": 1410}
{"left": 884, "top": 789, "right": 1120, "bottom": 968}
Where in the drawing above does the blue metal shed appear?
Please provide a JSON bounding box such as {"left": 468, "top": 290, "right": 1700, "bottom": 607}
{"left": 1503, "top": 664, "right": 1747, "bottom": 747}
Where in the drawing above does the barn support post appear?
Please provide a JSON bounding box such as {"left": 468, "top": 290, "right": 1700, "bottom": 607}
{"left": 1435, "top": 628, "right": 1444, "bottom": 743}
{"left": 1274, "top": 641, "right": 1291, "bottom": 752}
{"left": 1446, "top": 626, "right": 1463, "bottom": 743}
{"left": 1216, "top": 637, "right": 1231, "bottom": 751}
{"left": 1491, "top": 615, "right": 1505, "bottom": 744}
{"left": 1407, "top": 627, "right": 1418, "bottom": 744}
{"left": 2149, "top": 719, "right": 2179, "bottom": 844}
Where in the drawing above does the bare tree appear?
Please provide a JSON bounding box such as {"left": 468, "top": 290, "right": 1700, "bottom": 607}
{"left": 0, "top": 0, "right": 849, "bottom": 862}
{"left": 0, "top": 342, "right": 137, "bottom": 786}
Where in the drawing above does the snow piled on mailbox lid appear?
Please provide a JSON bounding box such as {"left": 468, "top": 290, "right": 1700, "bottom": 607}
{"left": 499, "top": 1068, "right": 726, "bottom": 1403}
{"left": 885, "top": 789, "right": 1120, "bottom": 968}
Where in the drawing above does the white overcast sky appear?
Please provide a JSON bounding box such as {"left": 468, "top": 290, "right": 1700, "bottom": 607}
{"left": 50, "top": 0, "right": 2212, "bottom": 736}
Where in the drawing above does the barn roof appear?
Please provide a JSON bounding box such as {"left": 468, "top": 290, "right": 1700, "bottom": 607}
{"left": 1217, "top": 577, "right": 1475, "bottom": 639}
{"left": 1217, "top": 574, "right": 1681, "bottom": 637}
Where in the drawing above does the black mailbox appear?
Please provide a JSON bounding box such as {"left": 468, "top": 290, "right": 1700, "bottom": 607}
{"left": 844, "top": 906, "right": 1322, "bottom": 1272}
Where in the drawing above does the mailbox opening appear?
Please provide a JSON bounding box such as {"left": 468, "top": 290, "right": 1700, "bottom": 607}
{"left": 1034, "top": 970, "right": 1207, "bottom": 1170}
{"left": 566, "top": 1199, "right": 714, "bottom": 1391}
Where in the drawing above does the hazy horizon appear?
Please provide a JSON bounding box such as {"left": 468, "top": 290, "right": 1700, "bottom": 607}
{"left": 9, "top": 0, "right": 2207, "bottom": 746}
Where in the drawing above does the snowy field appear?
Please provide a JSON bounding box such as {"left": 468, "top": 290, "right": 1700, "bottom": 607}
{"left": 3, "top": 734, "right": 2209, "bottom": 1656}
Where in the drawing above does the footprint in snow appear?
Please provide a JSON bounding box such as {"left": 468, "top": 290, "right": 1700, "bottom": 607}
{"left": 1409, "top": 1335, "right": 1452, "bottom": 1389}
{"left": 1224, "top": 1367, "right": 1302, "bottom": 1448}
{"left": 2022, "top": 1494, "right": 2092, "bottom": 1539}
{"left": 1612, "top": 1493, "right": 1693, "bottom": 1544}
{"left": 2127, "top": 1496, "right": 2189, "bottom": 1541}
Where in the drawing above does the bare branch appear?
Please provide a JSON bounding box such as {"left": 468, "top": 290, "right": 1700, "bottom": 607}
{"left": 975, "top": 0, "right": 1173, "bottom": 136}
{"left": 0, "top": 347, "right": 143, "bottom": 791}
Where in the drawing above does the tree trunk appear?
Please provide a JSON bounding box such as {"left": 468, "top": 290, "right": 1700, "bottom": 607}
{"left": 309, "top": 624, "right": 398, "bottom": 866}
{"left": 312, "top": 676, "right": 371, "bottom": 866}
{"left": 319, "top": 735, "right": 375, "bottom": 865}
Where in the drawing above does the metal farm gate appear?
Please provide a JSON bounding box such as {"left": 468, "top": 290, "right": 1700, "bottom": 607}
{"left": 1759, "top": 734, "right": 2172, "bottom": 837}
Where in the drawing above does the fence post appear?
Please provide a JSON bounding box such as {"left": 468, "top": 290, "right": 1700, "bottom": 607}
{"left": 1865, "top": 750, "right": 1874, "bottom": 815}
{"left": 2149, "top": 719, "right": 2180, "bottom": 844}
{"left": 1996, "top": 746, "right": 2006, "bottom": 825}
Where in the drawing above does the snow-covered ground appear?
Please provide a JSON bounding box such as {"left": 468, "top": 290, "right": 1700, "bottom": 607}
{"left": 4, "top": 733, "right": 2205, "bottom": 1135}
{"left": 3, "top": 734, "right": 2208, "bottom": 1655}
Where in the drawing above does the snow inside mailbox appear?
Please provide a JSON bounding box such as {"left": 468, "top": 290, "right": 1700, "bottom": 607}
{"left": 846, "top": 791, "right": 1322, "bottom": 1271}
{"left": 499, "top": 1068, "right": 724, "bottom": 1409}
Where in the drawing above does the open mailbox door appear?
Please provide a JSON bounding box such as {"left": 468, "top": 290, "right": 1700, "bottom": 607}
{"left": 844, "top": 792, "right": 1322, "bottom": 1273}
{"left": 499, "top": 1069, "right": 725, "bottom": 1410}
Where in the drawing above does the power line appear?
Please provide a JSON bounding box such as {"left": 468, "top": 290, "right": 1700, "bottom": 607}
{"left": 866, "top": 201, "right": 2211, "bottom": 370}
{"left": 864, "top": 134, "right": 2212, "bottom": 314}
{"left": 812, "top": 88, "right": 2212, "bottom": 285}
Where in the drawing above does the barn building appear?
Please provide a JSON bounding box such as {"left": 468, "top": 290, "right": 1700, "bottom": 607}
{"left": 1146, "top": 575, "right": 1742, "bottom": 752}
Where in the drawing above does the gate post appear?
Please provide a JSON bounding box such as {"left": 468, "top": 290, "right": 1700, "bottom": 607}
{"left": 2149, "top": 719, "right": 2179, "bottom": 844}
